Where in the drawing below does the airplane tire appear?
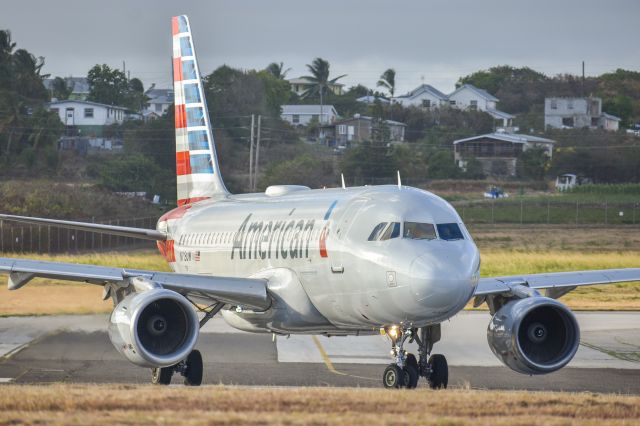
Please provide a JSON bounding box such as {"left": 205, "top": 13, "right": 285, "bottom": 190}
{"left": 427, "top": 354, "right": 448, "bottom": 389}
{"left": 183, "top": 349, "right": 203, "bottom": 386}
{"left": 383, "top": 364, "right": 405, "bottom": 389}
{"left": 403, "top": 364, "right": 419, "bottom": 389}
{"left": 152, "top": 367, "right": 173, "bottom": 385}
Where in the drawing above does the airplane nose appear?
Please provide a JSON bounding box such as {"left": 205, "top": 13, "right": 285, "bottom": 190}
{"left": 408, "top": 243, "right": 479, "bottom": 313}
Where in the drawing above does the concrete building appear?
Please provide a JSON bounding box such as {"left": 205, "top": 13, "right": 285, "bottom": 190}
{"left": 49, "top": 100, "right": 128, "bottom": 127}
{"left": 321, "top": 114, "right": 406, "bottom": 146}
{"left": 544, "top": 97, "right": 621, "bottom": 131}
{"left": 287, "top": 77, "right": 344, "bottom": 97}
{"left": 453, "top": 132, "right": 555, "bottom": 176}
{"left": 281, "top": 104, "right": 338, "bottom": 126}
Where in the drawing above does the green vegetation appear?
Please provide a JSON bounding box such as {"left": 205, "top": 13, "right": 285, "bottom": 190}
{"left": 86, "top": 64, "right": 146, "bottom": 111}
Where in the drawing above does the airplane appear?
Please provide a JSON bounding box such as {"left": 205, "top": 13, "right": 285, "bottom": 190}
{"left": 1, "top": 15, "right": 639, "bottom": 389}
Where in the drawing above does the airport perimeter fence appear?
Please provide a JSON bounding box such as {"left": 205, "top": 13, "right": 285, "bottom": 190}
{"left": 0, "top": 216, "right": 158, "bottom": 254}
{"left": 454, "top": 200, "right": 640, "bottom": 226}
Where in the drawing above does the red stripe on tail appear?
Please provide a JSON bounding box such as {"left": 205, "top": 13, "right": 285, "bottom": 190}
{"left": 176, "top": 151, "right": 191, "bottom": 175}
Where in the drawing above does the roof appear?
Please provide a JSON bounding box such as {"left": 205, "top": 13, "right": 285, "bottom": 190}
{"left": 145, "top": 88, "right": 174, "bottom": 104}
{"left": 281, "top": 105, "right": 338, "bottom": 115}
{"left": 453, "top": 132, "right": 555, "bottom": 145}
{"left": 486, "top": 108, "right": 515, "bottom": 120}
{"left": 394, "top": 84, "right": 448, "bottom": 100}
{"left": 43, "top": 77, "right": 90, "bottom": 94}
{"left": 449, "top": 84, "right": 499, "bottom": 102}
{"left": 287, "top": 77, "right": 344, "bottom": 87}
{"left": 48, "top": 99, "right": 128, "bottom": 110}
{"left": 356, "top": 95, "right": 390, "bottom": 104}
{"left": 602, "top": 112, "right": 621, "bottom": 121}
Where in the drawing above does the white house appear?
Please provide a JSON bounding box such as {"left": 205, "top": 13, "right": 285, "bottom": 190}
{"left": 49, "top": 100, "right": 128, "bottom": 126}
{"left": 448, "top": 84, "right": 514, "bottom": 127}
{"left": 391, "top": 84, "right": 448, "bottom": 109}
{"left": 544, "top": 97, "right": 620, "bottom": 131}
{"left": 144, "top": 87, "right": 174, "bottom": 117}
{"left": 281, "top": 105, "right": 338, "bottom": 126}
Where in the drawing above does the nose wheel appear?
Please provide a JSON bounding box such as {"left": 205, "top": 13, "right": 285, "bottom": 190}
{"left": 382, "top": 324, "right": 447, "bottom": 389}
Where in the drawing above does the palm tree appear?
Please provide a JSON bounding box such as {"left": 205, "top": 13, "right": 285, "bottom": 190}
{"left": 377, "top": 68, "right": 396, "bottom": 97}
{"left": 266, "top": 62, "right": 291, "bottom": 80}
{"left": 0, "top": 91, "right": 25, "bottom": 159}
{"left": 302, "top": 58, "right": 346, "bottom": 137}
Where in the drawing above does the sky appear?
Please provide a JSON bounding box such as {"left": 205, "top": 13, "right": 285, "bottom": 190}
{"left": 2, "top": 0, "right": 640, "bottom": 95}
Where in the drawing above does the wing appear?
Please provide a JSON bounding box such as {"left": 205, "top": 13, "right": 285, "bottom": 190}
{"left": 0, "top": 257, "right": 269, "bottom": 311}
{"left": 0, "top": 214, "right": 165, "bottom": 241}
{"left": 475, "top": 268, "right": 640, "bottom": 297}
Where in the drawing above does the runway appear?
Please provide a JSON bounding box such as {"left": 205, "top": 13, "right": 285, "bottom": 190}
{"left": 1, "top": 312, "right": 639, "bottom": 392}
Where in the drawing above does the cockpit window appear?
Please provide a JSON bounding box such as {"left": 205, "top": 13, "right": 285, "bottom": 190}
{"left": 368, "top": 222, "right": 388, "bottom": 241}
{"left": 403, "top": 222, "right": 437, "bottom": 240}
{"left": 437, "top": 223, "right": 464, "bottom": 241}
{"left": 380, "top": 222, "right": 400, "bottom": 240}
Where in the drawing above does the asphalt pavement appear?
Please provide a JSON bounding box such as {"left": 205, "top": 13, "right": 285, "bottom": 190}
{"left": 0, "top": 312, "right": 639, "bottom": 392}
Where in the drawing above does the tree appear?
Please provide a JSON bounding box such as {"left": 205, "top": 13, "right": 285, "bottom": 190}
{"left": 517, "top": 147, "right": 549, "bottom": 181}
{"left": 11, "top": 49, "right": 48, "bottom": 100}
{"left": 302, "top": 58, "right": 346, "bottom": 131}
{"left": 377, "top": 68, "right": 396, "bottom": 97}
{"left": 260, "top": 154, "right": 335, "bottom": 189}
{"left": 50, "top": 77, "right": 72, "bottom": 100}
{"left": 87, "top": 64, "right": 144, "bottom": 110}
{"left": 0, "top": 30, "right": 16, "bottom": 89}
{"left": 265, "top": 62, "right": 291, "bottom": 80}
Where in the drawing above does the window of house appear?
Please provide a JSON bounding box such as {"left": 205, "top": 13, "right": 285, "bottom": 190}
{"left": 567, "top": 100, "right": 574, "bottom": 110}
{"left": 312, "top": 114, "right": 319, "bottom": 121}
{"left": 422, "top": 99, "right": 431, "bottom": 108}
{"left": 470, "top": 100, "right": 478, "bottom": 111}
{"left": 550, "top": 100, "right": 558, "bottom": 110}
{"left": 84, "top": 108, "right": 94, "bottom": 118}
{"left": 562, "top": 117, "right": 574, "bottom": 127}
{"left": 337, "top": 124, "right": 347, "bottom": 135}
{"left": 155, "top": 103, "right": 162, "bottom": 112}
{"left": 403, "top": 222, "right": 437, "bottom": 240}
{"left": 292, "top": 114, "right": 300, "bottom": 124}
{"left": 449, "top": 100, "right": 457, "bottom": 106}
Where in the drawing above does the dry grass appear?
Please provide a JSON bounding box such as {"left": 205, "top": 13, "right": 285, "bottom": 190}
{"left": 0, "top": 384, "right": 638, "bottom": 425}
{"left": 1, "top": 228, "right": 639, "bottom": 316}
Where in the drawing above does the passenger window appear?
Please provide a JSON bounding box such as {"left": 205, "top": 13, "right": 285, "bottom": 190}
{"left": 403, "top": 222, "right": 437, "bottom": 240}
{"left": 437, "top": 223, "right": 464, "bottom": 241}
{"left": 368, "top": 223, "right": 388, "bottom": 241}
{"left": 380, "top": 222, "right": 400, "bottom": 241}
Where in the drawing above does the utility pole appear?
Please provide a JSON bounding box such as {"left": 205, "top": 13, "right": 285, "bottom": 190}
{"left": 254, "top": 115, "right": 262, "bottom": 191}
{"left": 249, "top": 114, "right": 255, "bottom": 191}
{"left": 581, "top": 61, "right": 585, "bottom": 97}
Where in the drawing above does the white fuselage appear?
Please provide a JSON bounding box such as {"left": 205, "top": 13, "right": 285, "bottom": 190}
{"left": 157, "top": 185, "right": 481, "bottom": 335}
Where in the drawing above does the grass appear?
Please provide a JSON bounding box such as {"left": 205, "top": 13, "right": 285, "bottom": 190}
{"left": 0, "top": 227, "right": 639, "bottom": 316}
{"left": 0, "top": 384, "right": 639, "bottom": 425}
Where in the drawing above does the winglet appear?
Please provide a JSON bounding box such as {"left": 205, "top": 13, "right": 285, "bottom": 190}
{"left": 341, "top": 173, "right": 346, "bottom": 189}
{"left": 397, "top": 170, "right": 402, "bottom": 189}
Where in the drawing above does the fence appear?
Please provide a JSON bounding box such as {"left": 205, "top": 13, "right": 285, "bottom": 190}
{"left": 455, "top": 200, "right": 640, "bottom": 225}
{"left": 0, "top": 216, "right": 158, "bottom": 254}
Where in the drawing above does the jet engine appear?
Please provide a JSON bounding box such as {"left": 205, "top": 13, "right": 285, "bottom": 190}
{"left": 108, "top": 288, "right": 199, "bottom": 367}
{"left": 487, "top": 296, "right": 580, "bottom": 375}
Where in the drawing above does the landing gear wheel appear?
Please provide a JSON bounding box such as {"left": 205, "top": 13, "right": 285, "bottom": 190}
{"left": 427, "top": 354, "right": 448, "bottom": 389}
{"left": 151, "top": 367, "right": 173, "bottom": 385}
{"left": 183, "top": 349, "right": 203, "bottom": 386}
{"left": 383, "top": 364, "right": 405, "bottom": 389}
{"left": 403, "top": 364, "right": 419, "bottom": 389}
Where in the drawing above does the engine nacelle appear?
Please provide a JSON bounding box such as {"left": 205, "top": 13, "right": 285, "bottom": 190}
{"left": 487, "top": 296, "right": 580, "bottom": 375}
{"left": 108, "top": 288, "right": 199, "bottom": 367}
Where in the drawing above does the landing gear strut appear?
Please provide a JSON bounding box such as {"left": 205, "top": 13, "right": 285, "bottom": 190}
{"left": 382, "top": 324, "right": 448, "bottom": 389}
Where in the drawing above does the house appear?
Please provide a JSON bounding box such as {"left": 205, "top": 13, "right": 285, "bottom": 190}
{"left": 287, "top": 77, "right": 344, "bottom": 96}
{"left": 281, "top": 104, "right": 338, "bottom": 126}
{"left": 392, "top": 83, "right": 514, "bottom": 127}
{"left": 321, "top": 114, "right": 406, "bottom": 146}
{"left": 453, "top": 132, "right": 555, "bottom": 176}
{"left": 544, "top": 97, "right": 621, "bottom": 131}
{"left": 44, "top": 77, "right": 90, "bottom": 101}
{"left": 49, "top": 100, "right": 130, "bottom": 140}
{"left": 143, "top": 87, "right": 174, "bottom": 117}
{"left": 391, "top": 84, "right": 448, "bottom": 109}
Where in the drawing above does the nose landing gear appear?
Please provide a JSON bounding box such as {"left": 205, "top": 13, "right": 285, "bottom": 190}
{"left": 382, "top": 324, "right": 448, "bottom": 389}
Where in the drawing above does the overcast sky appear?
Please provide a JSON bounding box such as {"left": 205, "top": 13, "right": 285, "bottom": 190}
{"left": 2, "top": 0, "right": 639, "bottom": 95}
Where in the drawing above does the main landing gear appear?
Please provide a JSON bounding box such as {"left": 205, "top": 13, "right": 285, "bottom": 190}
{"left": 382, "top": 324, "right": 448, "bottom": 389}
{"left": 151, "top": 349, "right": 204, "bottom": 386}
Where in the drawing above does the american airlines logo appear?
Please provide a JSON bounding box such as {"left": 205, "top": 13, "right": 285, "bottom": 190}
{"left": 231, "top": 214, "right": 319, "bottom": 260}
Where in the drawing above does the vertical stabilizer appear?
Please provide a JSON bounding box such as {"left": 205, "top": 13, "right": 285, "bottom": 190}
{"left": 172, "top": 15, "right": 228, "bottom": 205}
